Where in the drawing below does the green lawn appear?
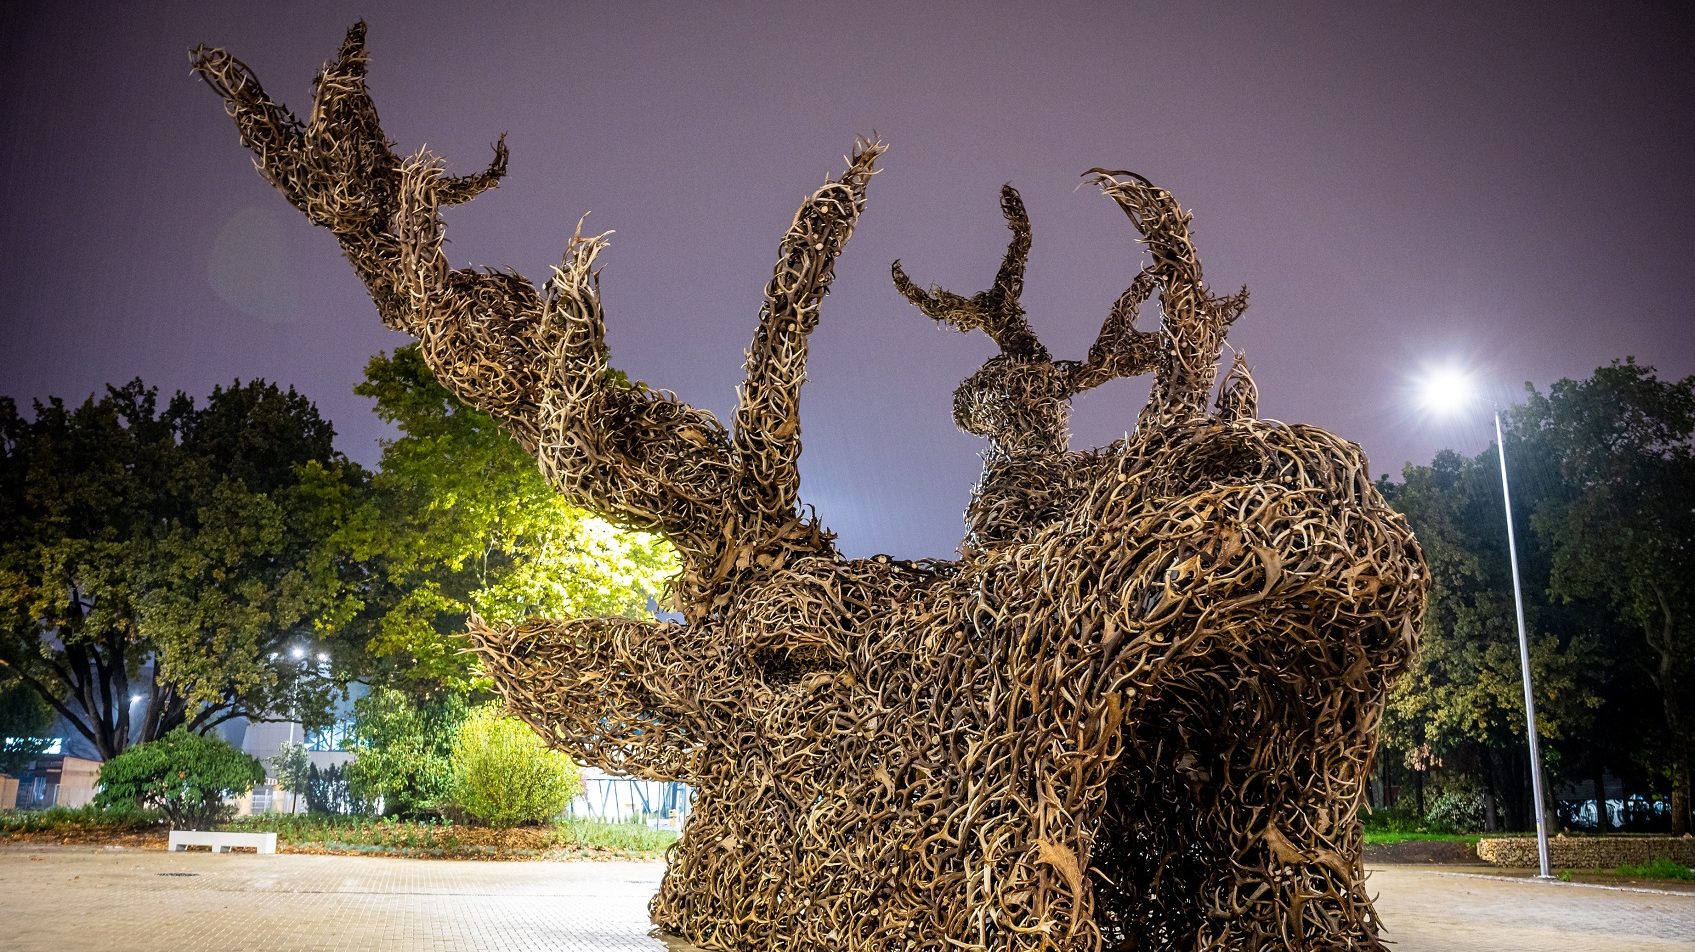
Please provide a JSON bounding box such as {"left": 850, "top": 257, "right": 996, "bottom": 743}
{"left": 1363, "top": 830, "right": 1481, "bottom": 845}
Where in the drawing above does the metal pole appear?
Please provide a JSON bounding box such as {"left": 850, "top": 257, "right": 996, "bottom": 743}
{"left": 1494, "top": 409, "right": 1554, "bottom": 879}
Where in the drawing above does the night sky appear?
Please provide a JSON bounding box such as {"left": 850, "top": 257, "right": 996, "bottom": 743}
{"left": 3, "top": 2, "right": 1691, "bottom": 560}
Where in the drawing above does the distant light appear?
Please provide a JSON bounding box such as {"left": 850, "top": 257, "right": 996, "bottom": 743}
{"left": 1418, "top": 365, "right": 1477, "bottom": 417}
{"left": 130, "top": 694, "right": 143, "bottom": 704}
{"left": 316, "top": 652, "right": 329, "bottom": 663}
{"left": 291, "top": 646, "right": 306, "bottom": 660}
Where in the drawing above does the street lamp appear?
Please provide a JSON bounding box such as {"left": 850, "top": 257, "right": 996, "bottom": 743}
{"left": 1417, "top": 366, "right": 1554, "bottom": 880}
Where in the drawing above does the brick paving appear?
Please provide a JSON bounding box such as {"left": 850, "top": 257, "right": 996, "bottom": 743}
{"left": 1, "top": 846, "right": 1691, "bottom": 950}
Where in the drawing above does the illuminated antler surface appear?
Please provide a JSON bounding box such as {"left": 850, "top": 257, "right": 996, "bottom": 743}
{"left": 195, "top": 24, "right": 1425, "bottom": 951}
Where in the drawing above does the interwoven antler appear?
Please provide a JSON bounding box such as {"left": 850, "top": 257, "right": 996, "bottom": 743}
{"left": 892, "top": 184, "right": 1047, "bottom": 360}
{"left": 1086, "top": 169, "right": 1250, "bottom": 426}
{"left": 196, "top": 27, "right": 1425, "bottom": 952}
{"left": 192, "top": 24, "right": 885, "bottom": 609}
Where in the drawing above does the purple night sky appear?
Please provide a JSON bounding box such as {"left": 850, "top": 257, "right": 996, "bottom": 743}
{"left": 3, "top": 2, "right": 1690, "bottom": 560}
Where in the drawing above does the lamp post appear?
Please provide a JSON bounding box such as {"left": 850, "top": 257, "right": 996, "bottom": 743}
{"left": 1418, "top": 368, "right": 1554, "bottom": 880}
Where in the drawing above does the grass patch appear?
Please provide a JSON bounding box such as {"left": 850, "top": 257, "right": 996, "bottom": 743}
{"left": 0, "top": 803, "right": 163, "bottom": 834}
{"left": 228, "top": 813, "right": 678, "bottom": 859}
{"left": 1363, "top": 831, "right": 1480, "bottom": 845}
{"left": 552, "top": 818, "right": 679, "bottom": 854}
{"left": 1615, "top": 857, "right": 1695, "bottom": 881}
{"left": 3, "top": 806, "right": 679, "bottom": 860}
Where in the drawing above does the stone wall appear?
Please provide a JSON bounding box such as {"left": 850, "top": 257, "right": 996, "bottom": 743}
{"left": 1476, "top": 835, "right": 1695, "bottom": 868}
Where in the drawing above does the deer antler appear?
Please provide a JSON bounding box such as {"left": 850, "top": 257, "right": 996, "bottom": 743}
{"left": 1085, "top": 169, "right": 1250, "bottom": 425}
{"left": 891, "top": 184, "right": 1047, "bottom": 360}
{"left": 193, "top": 25, "right": 884, "bottom": 607}
{"left": 1059, "top": 268, "right": 1162, "bottom": 397}
{"left": 732, "top": 139, "right": 885, "bottom": 549}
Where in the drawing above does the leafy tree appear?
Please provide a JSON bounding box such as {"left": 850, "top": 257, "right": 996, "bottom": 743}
{"left": 449, "top": 704, "right": 580, "bottom": 827}
{"left": 345, "top": 686, "right": 468, "bottom": 816}
{"left": 270, "top": 741, "right": 312, "bottom": 814}
{"left": 305, "top": 761, "right": 373, "bottom": 815}
{"left": 335, "top": 347, "right": 675, "bottom": 692}
{"left": 0, "top": 675, "right": 56, "bottom": 775}
{"left": 94, "top": 727, "right": 265, "bottom": 829}
{"left": 1515, "top": 359, "right": 1695, "bottom": 833}
{"left": 0, "top": 380, "right": 363, "bottom": 759}
{"left": 1379, "top": 444, "right": 1605, "bottom": 831}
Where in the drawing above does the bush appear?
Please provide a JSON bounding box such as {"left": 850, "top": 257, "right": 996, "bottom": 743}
{"left": 347, "top": 688, "right": 467, "bottom": 817}
{"left": 94, "top": 728, "right": 264, "bottom": 829}
{"left": 449, "top": 705, "right": 580, "bottom": 827}
{"left": 1423, "top": 784, "right": 1488, "bottom": 834}
{"left": 306, "top": 762, "right": 375, "bottom": 815}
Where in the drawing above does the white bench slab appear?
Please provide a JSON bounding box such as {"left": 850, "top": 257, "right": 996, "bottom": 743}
{"left": 167, "top": 830, "right": 277, "bottom": 854}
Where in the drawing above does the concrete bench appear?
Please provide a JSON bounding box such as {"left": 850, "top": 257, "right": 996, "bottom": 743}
{"left": 167, "top": 830, "right": 277, "bottom": 854}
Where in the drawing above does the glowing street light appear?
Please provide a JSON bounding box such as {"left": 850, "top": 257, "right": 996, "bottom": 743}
{"left": 1416, "top": 365, "right": 1554, "bottom": 880}
{"left": 291, "top": 645, "right": 306, "bottom": 660}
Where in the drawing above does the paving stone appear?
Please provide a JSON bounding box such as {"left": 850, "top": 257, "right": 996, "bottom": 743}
{"left": 1, "top": 846, "right": 1691, "bottom": 951}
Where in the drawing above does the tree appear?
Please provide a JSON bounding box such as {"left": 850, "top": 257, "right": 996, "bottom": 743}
{"left": 270, "top": 741, "right": 312, "bottom": 814}
{"left": 95, "top": 727, "right": 265, "bottom": 829}
{"left": 449, "top": 704, "right": 581, "bottom": 827}
{"left": 0, "top": 674, "right": 55, "bottom": 776}
{"left": 305, "top": 761, "right": 372, "bottom": 815}
{"left": 1516, "top": 360, "right": 1695, "bottom": 833}
{"left": 334, "top": 346, "right": 675, "bottom": 692}
{"left": 345, "top": 686, "right": 468, "bottom": 817}
{"left": 1378, "top": 447, "right": 1606, "bottom": 831}
{"left": 0, "top": 380, "right": 363, "bottom": 759}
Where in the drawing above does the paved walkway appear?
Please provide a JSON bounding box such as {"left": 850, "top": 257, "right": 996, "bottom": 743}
{"left": 1, "top": 846, "right": 1691, "bottom": 950}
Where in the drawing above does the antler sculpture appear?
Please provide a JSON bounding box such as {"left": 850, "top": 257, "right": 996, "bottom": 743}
{"left": 194, "top": 24, "right": 1425, "bottom": 951}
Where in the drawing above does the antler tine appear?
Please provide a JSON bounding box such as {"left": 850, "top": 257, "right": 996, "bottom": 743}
{"left": 1063, "top": 268, "right": 1160, "bottom": 396}
{"left": 985, "top": 184, "right": 1032, "bottom": 321}
{"left": 438, "top": 134, "right": 509, "bottom": 206}
{"left": 1085, "top": 168, "right": 1244, "bottom": 424}
{"left": 890, "top": 184, "right": 1046, "bottom": 360}
{"left": 732, "top": 138, "right": 886, "bottom": 541}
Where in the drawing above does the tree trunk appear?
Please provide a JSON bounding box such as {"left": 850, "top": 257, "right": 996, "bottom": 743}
{"left": 1672, "top": 758, "right": 1691, "bottom": 836}
{"left": 1593, "top": 763, "right": 1609, "bottom": 832}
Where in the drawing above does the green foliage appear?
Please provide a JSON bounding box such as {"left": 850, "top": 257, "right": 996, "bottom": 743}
{"left": 225, "top": 812, "right": 676, "bottom": 858}
{"left": 552, "top": 817, "right": 677, "bottom": 854}
{"left": 1378, "top": 360, "right": 1695, "bottom": 833}
{"left": 448, "top": 705, "right": 580, "bottom": 827}
{"left": 1615, "top": 857, "right": 1695, "bottom": 881}
{"left": 1516, "top": 359, "right": 1695, "bottom": 830}
{"left": 269, "top": 741, "right": 312, "bottom": 812}
{"left": 0, "top": 676, "right": 55, "bottom": 775}
{"left": 94, "top": 728, "right": 265, "bottom": 829}
{"left": 0, "top": 802, "right": 164, "bottom": 834}
{"left": 305, "top": 762, "right": 374, "bottom": 815}
{"left": 1360, "top": 830, "right": 1480, "bottom": 845}
{"left": 337, "top": 347, "right": 676, "bottom": 692}
{"left": 1424, "top": 785, "right": 1488, "bottom": 834}
{"left": 0, "top": 380, "right": 363, "bottom": 759}
{"left": 345, "top": 687, "right": 468, "bottom": 817}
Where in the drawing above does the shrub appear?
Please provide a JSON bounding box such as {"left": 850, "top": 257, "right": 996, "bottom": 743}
{"left": 270, "top": 741, "right": 312, "bottom": 813}
{"left": 306, "top": 762, "right": 375, "bottom": 815}
{"left": 347, "top": 688, "right": 467, "bottom": 816}
{"left": 449, "top": 705, "right": 580, "bottom": 827}
{"left": 94, "top": 728, "right": 264, "bottom": 829}
{"left": 1423, "top": 784, "right": 1488, "bottom": 834}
